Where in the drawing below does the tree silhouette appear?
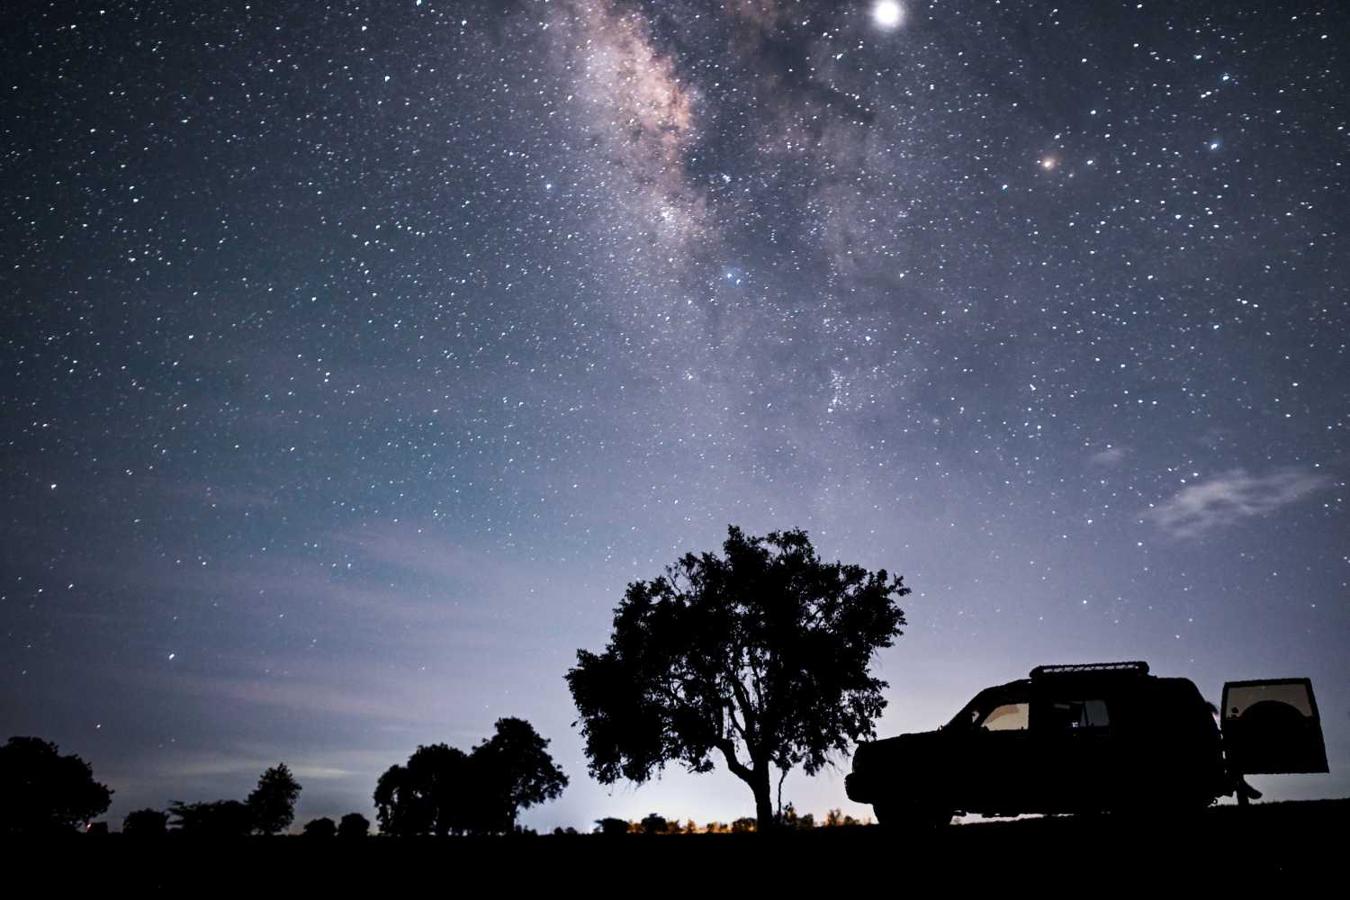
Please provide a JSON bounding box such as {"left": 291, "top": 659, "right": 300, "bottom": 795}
{"left": 374, "top": 743, "right": 469, "bottom": 836}
{"left": 470, "top": 717, "right": 569, "bottom": 832}
{"left": 0, "top": 736, "right": 112, "bottom": 834}
{"left": 247, "top": 763, "right": 302, "bottom": 835}
{"left": 374, "top": 720, "right": 567, "bottom": 836}
{"left": 373, "top": 762, "right": 421, "bottom": 836}
{"left": 302, "top": 816, "right": 337, "bottom": 839}
{"left": 777, "top": 803, "right": 814, "bottom": 830}
{"left": 566, "top": 526, "right": 908, "bottom": 830}
{"left": 594, "top": 816, "right": 630, "bottom": 836}
{"left": 338, "top": 812, "right": 370, "bottom": 839}
{"left": 122, "top": 808, "right": 168, "bottom": 836}
{"left": 168, "top": 800, "right": 253, "bottom": 837}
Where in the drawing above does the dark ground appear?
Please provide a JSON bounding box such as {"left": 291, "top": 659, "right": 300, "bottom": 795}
{"left": 12, "top": 799, "right": 1346, "bottom": 892}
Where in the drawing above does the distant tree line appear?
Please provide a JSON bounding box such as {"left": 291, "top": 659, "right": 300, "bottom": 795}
{"left": 154, "top": 762, "right": 305, "bottom": 837}
{"left": 0, "top": 719, "right": 570, "bottom": 838}
{"left": 588, "top": 804, "right": 867, "bottom": 836}
{"left": 1, "top": 731, "right": 868, "bottom": 838}
{"left": 2, "top": 521, "right": 904, "bottom": 838}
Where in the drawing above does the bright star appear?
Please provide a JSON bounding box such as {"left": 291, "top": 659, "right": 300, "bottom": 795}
{"left": 873, "top": 1, "right": 904, "bottom": 29}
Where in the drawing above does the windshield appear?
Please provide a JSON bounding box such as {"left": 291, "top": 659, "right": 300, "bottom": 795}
{"left": 944, "top": 686, "right": 1034, "bottom": 731}
{"left": 946, "top": 689, "right": 997, "bottom": 730}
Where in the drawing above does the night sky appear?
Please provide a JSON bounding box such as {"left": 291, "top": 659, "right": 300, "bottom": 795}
{"left": 2, "top": 0, "right": 1346, "bottom": 830}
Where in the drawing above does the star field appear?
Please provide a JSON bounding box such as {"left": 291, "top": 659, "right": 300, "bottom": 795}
{"left": 1, "top": 1, "right": 1346, "bottom": 827}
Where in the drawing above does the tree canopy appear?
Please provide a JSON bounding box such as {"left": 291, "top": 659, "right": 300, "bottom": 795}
{"left": 566, "top": 525, "right": 908, "bottom": 830}
{"left": 0, "top": 736, "right": 113, "bottom": 834}
{"left": 337, "top": 812, "right": 370, "bottom": 839}
{"left": 374, "top": 718, "right": 567, "bottom": 835}
{"left": 471, "top": 716, "right": 570, "bottom": 832}
{"left": 122, "top": 808, "right": 169, "bottom": 837}
{"left": 374, "top": 743, "right": 469, "bottom": 836}
{"left": 302, "top": 816, "right": 337, "bottom": 839}
{"left": 247, "top": 762, "right": 302, "bottom": 835}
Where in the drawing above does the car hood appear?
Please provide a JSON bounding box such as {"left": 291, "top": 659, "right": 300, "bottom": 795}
{"left": 853, "top": 729, "right": 946, "bottom": 773}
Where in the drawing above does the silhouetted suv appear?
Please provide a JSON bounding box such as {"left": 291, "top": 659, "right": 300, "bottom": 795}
{"left": 846, "top": 661, "right": 1327, "bottom": 828}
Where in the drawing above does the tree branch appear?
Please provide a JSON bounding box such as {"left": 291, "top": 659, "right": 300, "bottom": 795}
{"left": 729, "top": 676, "right": 758, "bottom": 749}
{"left": 714, "top": 738, "right": 753, "bottom": 785}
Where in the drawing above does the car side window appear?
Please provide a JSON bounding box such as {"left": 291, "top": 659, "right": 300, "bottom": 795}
{"left": 978, "top": 702, "right": 1029, "bottom": 731}
{"left": 1043, "top": 698, "right": 1110, "bottom": 731}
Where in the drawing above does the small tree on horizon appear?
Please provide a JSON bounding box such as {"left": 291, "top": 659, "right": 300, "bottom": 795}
{"left": 302, "top": 817, "right": 337, "bottom": 839}
{"left": 594, "top": 816, "right": 630, "bottom": 836}
{"left": 247, "top": 763, "right": 302, "bottom": 835}
{"left": 566, "top": 526, "right": 908, "bottom": 831}
{"left": 640, "top": 812, "right": 669, "bottom": 834}
{"left": 470, "top": 717, "right": 569, "bottom": 833}
{"left": 337, "top": 812, "right": 370, "bottom": 839}
{"left": 123, "top": 808, "right": 169, "bottom": 836}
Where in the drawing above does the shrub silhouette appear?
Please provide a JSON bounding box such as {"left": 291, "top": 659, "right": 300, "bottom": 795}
{"left": 640, "top": 812, "right": 669, "bottom": 834}
{"left": 595, "top": 816, "right": 630, "bottom": 836}
{"left": 567, "top": 526, "right": 908, "bottom": 830}
{"left": 123, "top": 808, "right": 169, "bottom": 836}
{"left": 0, "top": 736, "right": 112, "bottom": 834}
{"left": 302, "top": 817, "right": 337, "bottom": 839}
{"left": 338, "top": 812, "right": 370, "bottom": 839}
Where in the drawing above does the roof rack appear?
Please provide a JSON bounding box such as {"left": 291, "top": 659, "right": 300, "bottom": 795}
{"left": 1030, "top": 661, "right": 1150, "bottom": 679}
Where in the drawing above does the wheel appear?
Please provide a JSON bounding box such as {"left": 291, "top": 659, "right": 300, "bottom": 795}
{"left": 873, "top": 799, "right": 952, "bottom": 832}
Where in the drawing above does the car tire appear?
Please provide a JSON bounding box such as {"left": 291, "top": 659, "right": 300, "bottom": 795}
{"left": 873, "top": 799, "right": 952, "bottom": 832}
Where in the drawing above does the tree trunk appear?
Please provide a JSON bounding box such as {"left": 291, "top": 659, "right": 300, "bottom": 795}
{"left": 716, "top": 739, "right": 776, "bottom": 832}
{"left": 753, "top": 765, "right": 774, "bottom": 832}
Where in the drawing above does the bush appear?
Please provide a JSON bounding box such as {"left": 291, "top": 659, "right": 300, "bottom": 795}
{"left": 302, "top": 817, "right": 337, "bottom": 839}
{"left": 123, "top": 809, "right": 169, "bottom": 836}
{"left": 338, "top": 813, "right": 370, "bottom": 839}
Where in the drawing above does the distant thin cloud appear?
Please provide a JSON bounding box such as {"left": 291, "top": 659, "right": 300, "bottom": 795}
{"left": 157, "top": 754, "right": 357, "bottom": 782}
{"left": 1089, "top": 446, "right": 1128, "bottom": 466}
{"left": 1145, "top": 467, "right": 1332, "bottom": 538}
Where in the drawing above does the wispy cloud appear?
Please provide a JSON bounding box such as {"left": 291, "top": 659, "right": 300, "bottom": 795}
{"left": 154, "top": 752, "right": 360, "bottom": 783}
{"left": 1145, "top": 467, "right": 1333, "bottom": 538}
{"left": 1089, "top": 446, "right": 1128, "bottom": 466}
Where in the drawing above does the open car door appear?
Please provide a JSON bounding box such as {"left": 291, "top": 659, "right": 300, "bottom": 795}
{"left": 1221, "top": 678, "right": 1328, "bottom": 774}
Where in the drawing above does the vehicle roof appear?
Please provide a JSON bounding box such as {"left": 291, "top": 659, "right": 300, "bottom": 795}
{"left": 976, "top": 671, "right": 1201, "bottom": 702}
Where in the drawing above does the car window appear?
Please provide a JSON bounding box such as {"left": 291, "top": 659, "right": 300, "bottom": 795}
{"left": 1224, "top": 682, "right": 1315, "bottom": 719}
{"left": 979, "top": 703, "right": 1029, "bottom": 731}
{"left": 1042, "top": 699, "right": 1110, "bottom": 731}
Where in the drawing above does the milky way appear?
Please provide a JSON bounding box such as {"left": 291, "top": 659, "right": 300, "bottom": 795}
{"left": 2, "top": 1, "right": 1346, "bottom": 828}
